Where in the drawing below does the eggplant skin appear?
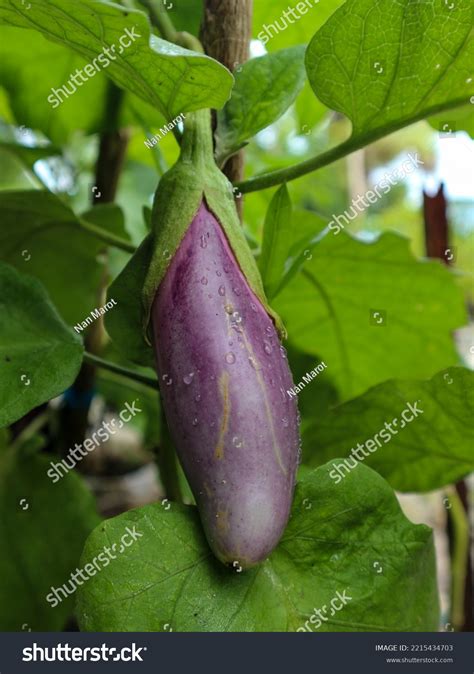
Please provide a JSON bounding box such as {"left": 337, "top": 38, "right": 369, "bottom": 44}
{"left": 151, "top": 201, "right": 300, "bottom": 569}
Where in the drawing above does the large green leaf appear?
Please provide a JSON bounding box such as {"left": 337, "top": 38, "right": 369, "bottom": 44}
{"left": 0, "top": 26, "right": 107, "bottom": 144}
{"left": 0, "top": 0, "right": 232, "bottom": 120}
{"left": 303, "top": 367, "right": 474, "bottom": 492}
{"left": 77, "top": 461, "right": 438, "bottom": 632}
{"left": 274, "top": 231, "right": 466, "bottom": 400}
{"left": 0, "top": 264, "right": 84, "bottom": 428}
{"left": 0, "top": 190, "right": 126, "bottom": 325}
{"left": 0, "top": 444, "right": 100, "bottom": 630}
{"left": 306, "top": 0, "right": 473, "bottom": 144}
{"left": 215, "top": 47, "right": 306, "bottom": 164}
{"left": 0, "top": 26, "right": 168, "bottom": 144}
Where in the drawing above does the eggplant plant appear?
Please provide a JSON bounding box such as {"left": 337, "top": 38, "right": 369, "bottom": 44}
{"left": 0, "top": 0, "right": 473, "bottom": 634}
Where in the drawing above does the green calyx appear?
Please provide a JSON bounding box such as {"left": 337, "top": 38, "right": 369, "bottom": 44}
{"left": 141, "top": 109, "right": 286, "bottom": 342}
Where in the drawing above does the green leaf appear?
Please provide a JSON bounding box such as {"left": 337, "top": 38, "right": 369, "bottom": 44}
{"left": 0, "top": 263, "right": 84, "bottom": 428}
{"left": 0, "top": 26, "right": 170, "bottom": 144}
{"left": 269, "top": 206, "right": 328, "bottom": 299}
{"left": 0, "top": 190, "right": 125, "bottom": 325}
{"left": 80, "top": 203, "right": 129, "bottom": 240}
{"left": 0, "top": 26, "right": 108, "bottom": 144}
{"left": 274, "top": 231, "right": 467, "bottom": 399}
{"left": 105, "top": 234, "right": 155, "bottom": 368}
{"left": 429, "top": 104, "right": 474, "bottom": 139}
{"left": 302, "top": 367, "right": 474, "bottom": 492}
{"left": 259, "top": 184, "right": 293, "bottom": 299}
{"left": 0, "top": 0, "right": 232, "bottom": 120}
{"left": 294, "top": 81, "right": 330, "bottom": 133}
{"left": 0, "top": 445, "right": 100, "bottom": 630}
{"left": 77, "top": 461, "right": 438, "bottom": 632}
{"left": 306, "top": 0, "right": 473, "bottom": 144}
{"left": 215, "top": 47, "right": 306, "bottom": 164}
{"left": 0, "top": 428, "right": 10, "bottom": 451}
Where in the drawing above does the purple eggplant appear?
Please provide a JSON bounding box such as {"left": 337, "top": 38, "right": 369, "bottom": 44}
{"left": 151, "top": 201, "right": 300, "bottom": 568}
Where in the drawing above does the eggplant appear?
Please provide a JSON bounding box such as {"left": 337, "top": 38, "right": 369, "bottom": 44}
{"left": 142, "top": 110, "right": 300, "bottom": 568}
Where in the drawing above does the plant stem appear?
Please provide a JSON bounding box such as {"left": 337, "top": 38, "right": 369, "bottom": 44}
{"left": 77, "top": 218, "right": 136, "bottom": 253}
{"left": 10, "top": 411, "right": 50, "bottom": 452}
{"left": 200, "top": 0, "right": 252, "bottom": 219}
{"left": 447, "top": 487, "right": 470, "bottom": 631}
{"left": 139, "top": 0, "right": 177, "bottom": 41}
{"left": 95, "top": 86, "right": 131, "bottom": 201}
{"left": 236, "top": 99, "right": 470, "bottom": 193}
{"left": 236, "top": 136, "right": 361, "bottom": 193}
{"left": 84, "top": 352, "right": 159, "bottom": 391}
{"left": 138, "top": 0, "right": 203, "bottom": 51}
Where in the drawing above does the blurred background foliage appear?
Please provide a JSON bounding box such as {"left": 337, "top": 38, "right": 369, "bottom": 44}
{"left": 0, "top": 0, "right": 472, "bottom": 632}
